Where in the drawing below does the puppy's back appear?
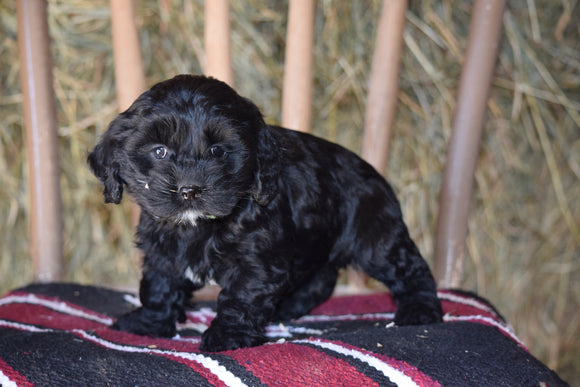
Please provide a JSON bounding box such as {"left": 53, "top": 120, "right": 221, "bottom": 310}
{"left": 268, "top": 125, "right": 397, "bottom": 199}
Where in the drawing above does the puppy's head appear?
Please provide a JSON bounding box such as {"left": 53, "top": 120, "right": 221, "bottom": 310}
{"left": 88, "top": 75, "right": 279, "bottom": 225}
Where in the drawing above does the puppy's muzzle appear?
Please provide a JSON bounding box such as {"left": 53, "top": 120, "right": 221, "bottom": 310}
{"left": 179, "top": 185, "right": 202, "bottom": 201}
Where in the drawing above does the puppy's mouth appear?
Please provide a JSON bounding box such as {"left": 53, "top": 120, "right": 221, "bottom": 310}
{"left": 136, "top": 178, "right": 238, "bottom": 226}
{"left": 137, "top": 181, "right": 218, "bottom": 226}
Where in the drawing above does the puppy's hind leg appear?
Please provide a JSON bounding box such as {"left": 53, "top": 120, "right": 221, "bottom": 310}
{"left": 356, "top": 230, "right": 443, "bottom": 326}
{"left": 274, "top": 264, "right": 339, "bottom": 321}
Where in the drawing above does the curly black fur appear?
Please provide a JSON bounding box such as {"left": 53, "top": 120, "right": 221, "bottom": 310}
{"left": 88, "top": 75, "right": 442, "bottom": 352}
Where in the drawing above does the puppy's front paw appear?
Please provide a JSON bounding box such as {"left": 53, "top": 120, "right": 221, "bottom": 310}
{"left": 395, "top": 300, "right": 443, "bottom": 326}
{"left": 200, "top": 322, "right": 265, "bottom": 352}
{"left": 113, "top": 308, "right": 177, "bottom": 337}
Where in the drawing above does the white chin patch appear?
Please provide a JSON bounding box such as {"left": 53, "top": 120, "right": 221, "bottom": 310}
{"left": 176, "top": 210, "right": 203, "bottom": 227}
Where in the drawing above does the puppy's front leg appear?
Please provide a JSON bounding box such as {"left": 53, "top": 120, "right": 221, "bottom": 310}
{"left": 114, "top": 268, "right": 195, "bottom": 337}
{"left": 201, "top": 287, "right": 277, "bottom": 352}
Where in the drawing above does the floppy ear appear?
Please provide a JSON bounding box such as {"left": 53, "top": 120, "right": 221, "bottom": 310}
{"left": 251, "top": 126, "right": 281, "bottom": 206}
{"left": 87, "top": 117, "right": 129, "bottom": 204}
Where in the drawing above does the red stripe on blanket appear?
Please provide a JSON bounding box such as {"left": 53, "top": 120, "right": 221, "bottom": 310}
{"left": 438, "top": 291, "right": 500, "bottom": 320}
{"left": 4, "top": 291, "right": 113, "bottom": 319}
{"left": 225, "top": 341, "right": 379, "bottom": 386}
{"left": 440, "top": 300, "right": 498, "bottom": 319}
{"left": 311, "top": 290, "right": 501, "bottom": 321}
{"left": 306, "top": 338, "right": 442, "bottom": 386}
{"left": 0, "top": 358, "right": 35, "bottom": 387}
{"left": 311, "top": 293, "right": 397, "bottom": 316}
{"left": 0, "top": 303, "right": 107, "bottom": 331}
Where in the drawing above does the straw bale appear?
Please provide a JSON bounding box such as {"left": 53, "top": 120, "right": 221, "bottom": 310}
{"left": 0, "top": 0, "right": 578, "bottom": 381}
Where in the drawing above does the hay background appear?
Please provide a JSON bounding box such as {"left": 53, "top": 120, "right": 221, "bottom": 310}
{"left": 0, "top": 0, "right": 578, "bottom": 382}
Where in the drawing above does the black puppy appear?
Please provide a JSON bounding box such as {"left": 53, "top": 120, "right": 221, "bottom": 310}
{"left": 88, "top": 74, "right": 442, "bottom": 352}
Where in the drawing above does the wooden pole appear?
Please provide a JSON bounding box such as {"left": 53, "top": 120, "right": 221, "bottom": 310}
{"left": 204, "top": 0, "right": 233, "bottom": 86}
{"left": 361, "top": 0, "right": 408, "bottom": 175}
{"left": 281, "top": 0, "right": 315, "bottom": 132}
{"left": 17, "top": 0, "right": 64, "bottom": 282}
{"left": 110, "top": 0, "right": 147, "bottom": 111}
{"left": 434, "top": 0, "right": 506, "bottom": 288}
{"left": 110, "top": 0, "right": 147, "bottom": 227}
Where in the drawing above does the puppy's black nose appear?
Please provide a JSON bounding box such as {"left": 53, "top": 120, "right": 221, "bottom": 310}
{"left": 179, "top": 185, "right": 202, "bottom": 201}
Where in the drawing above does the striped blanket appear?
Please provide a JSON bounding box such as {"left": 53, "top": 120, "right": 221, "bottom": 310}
{"left": 0, "top": 283, "right": 566, "bottom": 386}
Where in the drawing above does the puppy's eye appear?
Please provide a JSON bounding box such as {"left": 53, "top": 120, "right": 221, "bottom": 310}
{"left": 209, "top": 145, "right": 226, "bottom": 158}
{"left": 153, "top": 146, "right": 168, "bottom": 159}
